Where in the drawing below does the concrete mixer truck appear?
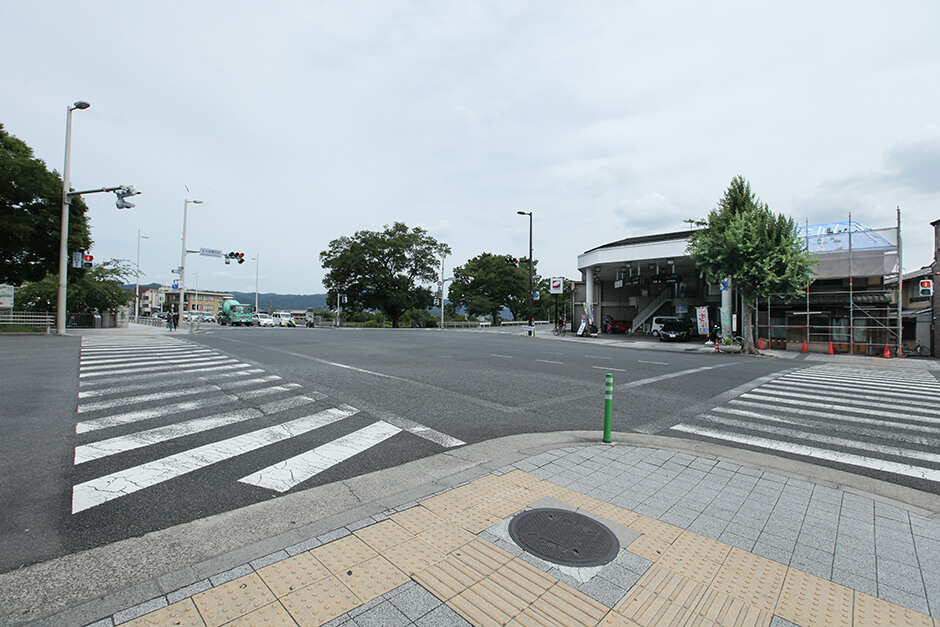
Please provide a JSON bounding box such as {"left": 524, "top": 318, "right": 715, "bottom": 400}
{"left": 217, "top": 299, "right": 253, "bottom": 326}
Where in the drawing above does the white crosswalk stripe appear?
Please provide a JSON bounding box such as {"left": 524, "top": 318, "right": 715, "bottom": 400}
{"left": 670, "top": 364, "right": 940, "bottom": 486}
{"left": 71, "top": 335, "right": 464, "bottom": 514}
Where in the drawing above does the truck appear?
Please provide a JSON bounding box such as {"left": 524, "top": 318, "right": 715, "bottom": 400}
{"left": 216, "top": 299, "right": 253, "bottom": 326}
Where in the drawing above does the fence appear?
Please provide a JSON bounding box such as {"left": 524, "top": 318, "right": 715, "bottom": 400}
{"left": 1, "top": 311, "right": 111, "bottom": 329}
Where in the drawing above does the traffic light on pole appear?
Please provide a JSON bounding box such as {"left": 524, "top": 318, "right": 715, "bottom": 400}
{"left": 504, "top": 256, "right": 519, "bottom": 268}
{"left": 920, "top": 279, "right": 934, "bottom": 297}
{"left": 114, "top": 186, "right": 140, "bottom": 209}
{"left": 226, "top": 251, "right": 246, "bottom": 264}
{"left": 82, "top": 253, "right": 94, "bottom": 269}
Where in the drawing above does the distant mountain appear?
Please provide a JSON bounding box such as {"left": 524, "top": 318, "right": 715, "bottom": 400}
{"left": 130, "top": 284, "right": 328, "bottom": 312}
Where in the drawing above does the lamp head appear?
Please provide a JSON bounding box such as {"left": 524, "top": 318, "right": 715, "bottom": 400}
{"left": 73, "top": 101, "right": 91, "bottom": 110}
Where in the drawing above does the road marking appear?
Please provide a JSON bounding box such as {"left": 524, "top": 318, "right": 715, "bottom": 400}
{"left": 738, "top": 392, "right": 939, "bottom": 422}
{"left": 489, "top": 354, "right": 513, "bottom": 359}
{"left": 746, "top": 386, "right": 940, "bottom": 412}
{"left": 80, "top": 354, "right": 229, "bottom": 373}
{"left": 585, "top": 355, "right": 612, "bottom": 360}
{"left": 592, "top": 365, "right": 627, "bottom": 372}
{"left": 79, "top": 364, "right": 261, "bottom": 385}
{"left": 763, "top": 379, "right": 940, "bottom": 404}
{"left": 80, "top": 349, "right": 215, "bottom": 364}
{"left": 638, "top": 360, "right": 669, "bottom": 365}
{"left": 239, "top": 421, "right": 402, "bottom": 492}
{"left": 713, "top": 405, "right": 940, "bottom": 436}
{"left": 79, "top": 358, "right": 242, "bottom": 378}
{"left": 79, "top": 372, "right": 276, "bottom": 398}
{"left": 74, "top": 408, "right": 264, "bottom": 464}
{"left": 670, "top": 423, "right": 940, "bottom": 483}
{"left": 71, "top": 405, "right": 360, "bottom": 513}
{"left": 536, "top": 359, "right": 564, "bottom": 365}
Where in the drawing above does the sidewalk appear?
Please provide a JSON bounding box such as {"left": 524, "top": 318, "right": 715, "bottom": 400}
{"left": 6, "top": 326, "right": 938, "bottom": 626}
{"left": 11, "top": 432, "right": 938, "bottom": 627}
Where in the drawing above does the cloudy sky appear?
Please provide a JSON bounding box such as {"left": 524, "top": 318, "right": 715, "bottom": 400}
{"left": 2, "top": 1, "right": 938, "bottom": 296}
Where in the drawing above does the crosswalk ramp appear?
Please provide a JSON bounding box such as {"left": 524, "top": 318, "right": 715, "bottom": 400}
{"left": 669, "top": 364, "right": 940, "bottom": 486}
{"left": 72, "top": 336, "right": 464, "bottom": 514}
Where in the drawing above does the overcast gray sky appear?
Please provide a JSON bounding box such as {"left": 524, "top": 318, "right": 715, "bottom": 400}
{"left": 3, "top": 1, "right": 938, "bottom": 296}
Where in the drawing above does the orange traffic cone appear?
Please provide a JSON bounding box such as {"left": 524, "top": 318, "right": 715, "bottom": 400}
{"left": 897, "top": 345, "right": 904, "bottom": 359}
{"left": 759, "top": 337, "right": 765, "bottom": 350}
{"left": 827, "top": 341, "right": 834, "bottom": 355}
{"left": 801, "top": 339, "right": 808, "bottom": 353}
{"left": 883, "top": 344, "right": 891, "bottom": 358}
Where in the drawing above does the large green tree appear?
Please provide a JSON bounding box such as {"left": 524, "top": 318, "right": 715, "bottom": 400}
{"left": 448, "top": 253, "right": 537, "bottom": 324}
{"left": 0, "top": 123, "right": 92, "bottom": 286}
{"left": 687, "top": 175, "right": 816, "bottom": 353}
{"left": 320, "top": 222, "right": 450, "bottom": 328}
{"left": 15, "top": 259, "right": 134, "bottom": 313}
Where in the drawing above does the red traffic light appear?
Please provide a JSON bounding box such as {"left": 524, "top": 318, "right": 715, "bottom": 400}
{"left": 83, "top": 254, "right": 93, "bottom": 262}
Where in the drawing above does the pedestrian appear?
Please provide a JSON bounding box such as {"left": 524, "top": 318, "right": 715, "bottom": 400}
{"left": 171, "top": 311, "right": 178, "bottom": 331}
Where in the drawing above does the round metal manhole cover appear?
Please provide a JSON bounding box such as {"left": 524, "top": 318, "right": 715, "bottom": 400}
{"left": 508, "top": 508, "right": 620, "bottom": 567}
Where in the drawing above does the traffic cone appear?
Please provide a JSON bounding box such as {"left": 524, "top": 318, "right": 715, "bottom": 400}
{"left": 883, "top": 344, "right": 891, "bottom": 358}
{"left": 897, "top": 345, "right": 904, "bottom": 359}
{"left": 759, "top": 337, "right": 765, "bottom": 350}
{"left": 801, "top": 339, "right": 808, "bottom": 353}
{"left": 827, "top": 341, "right": 834, "bottom": 355}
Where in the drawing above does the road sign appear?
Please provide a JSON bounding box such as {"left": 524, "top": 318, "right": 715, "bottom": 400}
{"left": 171, "top": 267, "right": 182, "bottom": 274}
{"left": 200, "top": 248, "right": 223, "bottom": 258}
{"left": 172, "top": 282, "right": 179, "bottom": 290}
{"left": 533, "top": 291, "right": 540, "bottom": 301}
{"left": 0, "top": 284, "right": 13, "bottom": 309}
{"left": 549, "top": 277, "right": 564, "bottom": 295}
{"left": 72, "top": 251, "right": 83, "bottom": 269}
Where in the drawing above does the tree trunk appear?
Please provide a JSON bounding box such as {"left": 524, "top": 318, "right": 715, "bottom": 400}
{"left": 742, "top": 299, "right": 757, "bottom": 354}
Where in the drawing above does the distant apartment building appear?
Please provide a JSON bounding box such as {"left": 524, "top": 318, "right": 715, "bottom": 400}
{"left": 164, "top": 289, "right": 234, "bottom": 315}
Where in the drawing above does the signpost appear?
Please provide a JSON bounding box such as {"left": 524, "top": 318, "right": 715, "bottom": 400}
{"left": 199, "top": 248, "right": 223, "bottom": 258}
{"left": 0, "top": 284, "right": 14, "bottom": 309}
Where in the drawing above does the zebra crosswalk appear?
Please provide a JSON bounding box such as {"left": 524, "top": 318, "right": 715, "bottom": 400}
{"left": 72, "top": 335, "right": 465, "bottom": 514}
{"left": 670, "top": 364, "right": 940, "bottom": 486}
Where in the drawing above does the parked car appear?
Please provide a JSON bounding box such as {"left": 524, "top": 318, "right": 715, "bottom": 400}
{"left": 252, "top": 313, "right": 276, "bottom": 327}
{"left": 650, "top": 316, "right": 680, "bottom": 337}
{"left": 196, "top": 312, "right": 216, "bottom": 323}
{"left": 658, "top": 319, "right": 690, "bottom": 342}
{"left": 607, "top": 319, "right": 631, "bottom": 333}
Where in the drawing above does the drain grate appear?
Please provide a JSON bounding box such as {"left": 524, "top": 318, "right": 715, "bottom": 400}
{"left": 508, "top": 508, "right": 620, "bottom": 567}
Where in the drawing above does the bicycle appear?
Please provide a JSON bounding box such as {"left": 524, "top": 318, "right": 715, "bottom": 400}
{"left": 552, "top": 320, "right": 567, "bottom": 337}
{"left": 902, "top": 342, "right": 930, "bottom": 357}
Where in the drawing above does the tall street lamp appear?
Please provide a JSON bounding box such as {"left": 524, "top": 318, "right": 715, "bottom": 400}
{"left": 252, "top": 254, "right": 260, "bottom": 312}
{"left": 179, "top": 198, "right": 203, "bottom": 317}
{"left": 56, "top": 100, "right": 90, "bottom": 335}
{"left": 135, "top": 229, "right": 149, "bottom": 320}
{"left": 517, "top": 211, "right": 533, "bottom": 328}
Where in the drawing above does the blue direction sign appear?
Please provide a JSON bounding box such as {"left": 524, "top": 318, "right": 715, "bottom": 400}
{"left": 199, "top": 248, "right": 223, "bottom": 258}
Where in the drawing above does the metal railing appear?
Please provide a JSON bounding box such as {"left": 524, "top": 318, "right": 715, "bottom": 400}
{"left": 0, "top": 311, "right": 54, "bottom": 327}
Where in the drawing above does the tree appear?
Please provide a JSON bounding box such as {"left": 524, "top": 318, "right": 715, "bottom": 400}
{"left": 319, "top": 222, "right": 450, "bottom": 328}
{"left": 15, "top": 259, "right": 135, "bottom": 313}
{"left": 448, "top": 253, "right": 533, "bottom": 324}
{"left": 687, "top": 175, "right": 816, "bottom": 354}
{"left": 0, "top": 123, "right": 92, "bottom": 286}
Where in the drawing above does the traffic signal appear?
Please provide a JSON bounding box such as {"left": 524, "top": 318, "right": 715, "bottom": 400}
{"left": 115, "top": 185, "right": 140, "bottom": 209}
{"left": 82, "top": 253, "right": 94, "bottom": 269}
{"left": 226, "top": 252, "right": 246, "bottom": 264}
{"left": 504, "top": 256, "right": 519, "bottom": 267}
{"left": 920, "top": 279, "right": 934, "bottom": 297}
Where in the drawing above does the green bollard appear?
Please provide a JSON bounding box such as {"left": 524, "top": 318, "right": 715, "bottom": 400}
{"left": 603, "top": 372, "right": 613, "bottom": 443}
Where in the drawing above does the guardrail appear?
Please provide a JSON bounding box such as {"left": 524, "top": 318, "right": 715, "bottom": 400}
{"left": 0, "top": 311, "right": 54, "bottom": 327}
{"left": 499, "top": 320, "right": 550, "bottom": 326}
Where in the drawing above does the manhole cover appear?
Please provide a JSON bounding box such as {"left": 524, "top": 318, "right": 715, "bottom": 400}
{"left": 508, "top": 508, "right": 620, "bottom": 567}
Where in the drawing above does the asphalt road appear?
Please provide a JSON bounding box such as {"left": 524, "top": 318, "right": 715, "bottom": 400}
{"left": 1, "top": 326, "right": 936, "bottom": 575}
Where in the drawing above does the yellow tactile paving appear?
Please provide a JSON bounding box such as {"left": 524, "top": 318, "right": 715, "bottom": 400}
{"left": 420, "top": 492, "right": 467, "bottom": 517}
{"left": 687, "top": 587, "right": 772, "bottom": 627}
{"left": 655, "top": 538, "right": 726, "bottom": 587}
{"left": 191, "top": 572, "right": 276, "bottom": 627}
{"left": 451, "top": 538, "right": 516, "bottom": 576}
{"left": 227, "top": 600, "right": 298, "bottom": 626}
{"left": 775, "top": 568, "right": 854, "bottom": 626}
{"left": 381, "top": 536, "right": 447, "bottom": 575}
{"left": 353, "top": 518, "right": 415, "bottom": 552}
{"left": 448, "top": 502, "right": 504, "bottom": 533}
{"left": 556, "top": 490, "right": 610, "bottom": 513}
{"left": 499, "top": 469, "right": 547, "bottom": 487}
{"left": 123, "top": 598, "right": 204, "bottom": 626}
{"left": 448, "top": 584, "right": 520, "bottom": 625}
{"left": 529, "top": 582, "right": 609, "bottom": 626}
{"left": 854, "top": 591, "right": 934, "bottom": 626}
{"left": 417, "top": 521, "right": 476, "bottom": 553}
{"left": 310, "top": 534, "right": 377, "bottom": 575}
{"left": 337, "top": 554, "right": 408, "bottom": 603}
{"left": 280, "top": 575, "right": 360, "bottom": 626}
{"left": 256, "top": 551, "right": 332, "bottom": 598}
{"left": 414, "top": 555, "right": 487, "bottom": 600}
{"left": 390, "top": 504, "right": 445, "bottom": 533}
{"left": 597, "top": 610, "right": 643, "bottom": 626}
{"left": 711, "top": 548, "right": 787, "bottom": 613}
{"left": 628, "top": 515, "right": 684, "bottom": 544}
{"left": 478, "top": 491, "right": 535, "bottom": 518}
{"left": 627, "top": 535, "right": 672, "bottom": 562}
{"left": 615, "top": 565, "right": 706, "bottom": 625}
{"left": 489, "top": 557, "right": 558, "bottom": 604}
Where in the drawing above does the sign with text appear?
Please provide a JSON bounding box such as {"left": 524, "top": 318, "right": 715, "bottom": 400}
{"left": 0, "top": 284, "right": 14, "bottom": 309}
{"left": 199, "top": 248, "right": 223, "bottom": 258}
{"left": 549, "top": 277, "right": 564, "bottom": 295}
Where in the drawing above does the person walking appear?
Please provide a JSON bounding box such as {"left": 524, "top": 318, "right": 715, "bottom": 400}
{"left": 170, "top": 310, "right": 178, "bottom": 331}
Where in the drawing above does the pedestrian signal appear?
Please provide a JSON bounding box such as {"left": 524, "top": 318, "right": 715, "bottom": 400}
{"left": 82, "top": 254, "right": 94, "bottom": 269}
{"left": 920, "top": 279, "right": 934, "bottom": 297}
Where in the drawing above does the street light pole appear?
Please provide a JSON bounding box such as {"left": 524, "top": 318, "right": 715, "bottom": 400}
{"left": 517, "top": 211, "right": 533, "bottom": 327}
{"left": 252, "top": 254, "right": 260, "bottom": 312}
{"left": 56, "top": 100, "right": 90, "bottom": 335}
{"left": 179, "top": 198, "right": 203, "bottom": 318}
{"left": 135, "top": 229, "right": 149, "bottom": 320}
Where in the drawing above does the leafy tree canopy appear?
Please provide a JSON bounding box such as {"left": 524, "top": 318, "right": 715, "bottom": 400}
{"left": 687, "top": 175, "right": 816, "bottom": 352}
{"left": 0, "top": 123, "right": 92, "bottom": 286}
{"left": 448, "top": 253, "right": 531, "bottom": 324}
{"left": 15, "top": 259, "right": 135, "bottom": 313}
{"left": 319, "top": 222, "right": 450, "bottom": 328}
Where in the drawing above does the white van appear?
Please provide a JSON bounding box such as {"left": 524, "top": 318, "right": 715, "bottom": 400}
{"left": 650, "top": 316, "right": 680, "bottom": 337}
{"left": 272, "top": 311, "right": 294, "bottom": 326}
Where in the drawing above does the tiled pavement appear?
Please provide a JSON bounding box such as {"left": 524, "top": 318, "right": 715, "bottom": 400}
{"left": 63, "top": 443, "right": 940, "bottom": 627}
